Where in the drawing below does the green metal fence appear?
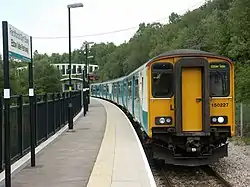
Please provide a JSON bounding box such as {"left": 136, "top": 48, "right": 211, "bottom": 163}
{"left": 0, "top": 90, "right": 82, "bottom": 171}
{"left": 235, "top": 102, "right": 250, "bottom": 137}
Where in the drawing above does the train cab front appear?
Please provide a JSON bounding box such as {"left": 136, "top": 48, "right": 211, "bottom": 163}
{"left": 147, "top": 52, "right": 235, "bottom": 166}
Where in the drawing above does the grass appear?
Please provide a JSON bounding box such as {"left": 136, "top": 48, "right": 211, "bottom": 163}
{"left": 242, "top": 137, "right": 250, "bottom": 145}
{"left": 230, "top": 136, "right": 250, "bottom": 145}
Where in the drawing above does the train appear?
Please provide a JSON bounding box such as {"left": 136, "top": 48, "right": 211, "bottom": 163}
{"left": 90, "top": 49, "right": 235, "bottom": 166}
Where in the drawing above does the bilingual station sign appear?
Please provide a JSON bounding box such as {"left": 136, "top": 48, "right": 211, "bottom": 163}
{"left": 8, "top": 23, "right": 31, "bottom": 62}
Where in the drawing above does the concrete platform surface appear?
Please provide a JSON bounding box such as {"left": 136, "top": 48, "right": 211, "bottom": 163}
{"left": 10, "top": 99, "right": 106, "bottom": 187}
{"left": 87, "top": 98, "right": 156, "bottom": 187}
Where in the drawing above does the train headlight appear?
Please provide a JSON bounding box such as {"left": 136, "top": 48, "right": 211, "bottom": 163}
{"left": 159, "top": 117, "right": 165, "bottom": 124}
{"left": 210, "top": 116, "right": 228, "bottom": 124}
{"left": 212, "top": 117, "right": 217, "bottom": 123}
{"left": 166, "top": 118, "right": 171, "bottom": 123}
{"left": 155, "top": 117, "right": 172, "bottom": 125}
{"left": 218, "top": 117, "right": 224, "bottom": 123}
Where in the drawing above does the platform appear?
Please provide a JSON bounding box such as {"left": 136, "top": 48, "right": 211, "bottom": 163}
{"left": 87, "top": 98, "right": 156, "bottom": 187}
{"left": 9, "top": 99, "right": 106, "bottom": 187}
{"left": 3, "top": 98, "right": 156, "bottom": 187}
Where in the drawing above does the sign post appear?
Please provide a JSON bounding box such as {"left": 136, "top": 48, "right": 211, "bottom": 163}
{"left": 2, "top": 21, "right": 11, "bottom": 187}
{"left": 2, "top": 21, "right": 33, "bottom": 187}
{"left": 28, "top": 36, "right": 35, "bottom": 167}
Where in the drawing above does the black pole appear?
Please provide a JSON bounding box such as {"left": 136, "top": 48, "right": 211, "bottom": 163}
{"left": 2, "top": 21, "right": 11, "bottom": 187}
{"left": 85, "top": 43, "right": 90, "bottom": 105}
{"left": 82, "top": 69, "right": 87, "bottom": 116}
{"left": 85, "top": 43, "right": 88, "bottom": 81}
{"left": 68, "top": 7, "right": 73, "bottom": 130}
{"left": 82, "top": 69, "right": 86, "bottom": 90}
{"left": 29, "top": 36, "right": 35, "bottom": 167}
{"left": 68, "top": 7, "right": 72, "bottom": 89}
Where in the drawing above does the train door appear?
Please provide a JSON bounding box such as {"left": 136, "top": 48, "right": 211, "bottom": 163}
{"left": 125, "top": 79, "right": 128, "bottom": 108}
{"left": 108, "top": 83, "right": 112, "bottom": 100}
{"left": 140, "top": 76, "right": 143, "bottom": 123}
{"left": 122, "top": 80, "right": 124, "bottom": 106}
{"left": 117, "top": 83, "right": 119, "bottom": 104}
{"left": 174, "top": 58, "right": 210, "bottom": 134}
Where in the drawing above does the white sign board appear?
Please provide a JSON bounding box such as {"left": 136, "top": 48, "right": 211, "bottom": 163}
{"left": 8, "top": 24, "right": 31, "bottom": 62}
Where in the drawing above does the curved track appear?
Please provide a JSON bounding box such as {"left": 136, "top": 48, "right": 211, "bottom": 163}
{"left": 200, "top": 165, "right": 233, "bottom": 187}
{"left": 150, "top": 161, "right": 174, "bottom": 187}
{"left": 151, "top": 159, "right": 233, "bottom": 187}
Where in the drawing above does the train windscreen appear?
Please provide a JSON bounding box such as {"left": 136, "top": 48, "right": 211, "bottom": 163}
{"left": 151, "top": 63, "right": 173, "bottom": 98}
{"left": 210, "top": 63, "right": 230, "bottom": 97}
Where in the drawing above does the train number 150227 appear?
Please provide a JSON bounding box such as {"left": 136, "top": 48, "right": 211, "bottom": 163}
{"left": 211, "top": 103, "right": 229, "bottom": 107}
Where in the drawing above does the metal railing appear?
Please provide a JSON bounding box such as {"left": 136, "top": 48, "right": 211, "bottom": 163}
{"left": 0, "top": 90, "right": 82, "bottom": 171}
{"left": 235, "top": 102, "right": 250, "bottom": 137}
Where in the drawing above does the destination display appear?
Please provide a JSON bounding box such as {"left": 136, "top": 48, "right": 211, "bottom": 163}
{"left": 210, "top": 64, "right": 226, "bottom": 69}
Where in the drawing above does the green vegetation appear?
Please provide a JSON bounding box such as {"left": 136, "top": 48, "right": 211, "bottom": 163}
{"left": 0, "top": 51, "right": 62, "bottom": 95}
{"left": 243, "top": 137, "right": 250, "bottom": 145}
{"left": 0, "top": 48, "right": 97, "bottom": 95}
{"left": 230, "top": 136, "right": 250, "bottom": 145}
{"left": 87, "top": 0, "right": 250, "bottom": 103}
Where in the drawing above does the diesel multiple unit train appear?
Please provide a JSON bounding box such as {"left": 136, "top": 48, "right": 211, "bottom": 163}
{"left": 90, "top": 49, "right": 235, "bottom": 166}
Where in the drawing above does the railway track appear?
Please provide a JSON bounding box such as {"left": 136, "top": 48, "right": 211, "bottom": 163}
{"left": 200, "top": 165, "right": 233, "bottom": 187}
{"left": 159, "top": 167, "right": 174, "bottom": 187}
{"left": 151, "top": 159, "right": 233, "bottom": 187}
{"left": 150, "top": 160, "right": 175, "bottom": 187}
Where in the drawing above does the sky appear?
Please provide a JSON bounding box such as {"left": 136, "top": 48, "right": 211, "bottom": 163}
{"left": 0, "top": 0, "right": 207, "bottom": 55}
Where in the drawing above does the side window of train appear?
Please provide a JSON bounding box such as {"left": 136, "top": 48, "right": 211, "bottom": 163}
{"left": 120, "top": 83, "right": 122, "bottom": 97}
{"left": 128, "top": 80, "right": 131, "bottom": 98}
{"left": 209, "top": 62, "right": 230, "bottom": 97}
{"left": 135, "top": 78, "right": 139, "bottom": 99}
{"left": 112, "top": 84, "right": 114, "bottom": 99}
{"left": 118, "top": 83, "right": 120, "bottom": 96}
{"left": 105, "top": 84, "right": 108, "bottom": 94}
{"left": 117, "top": 83, "right": 120, "bottom": 101}
{"left": 151, "top": 62, "right": 173, "bottom": 98}
{"left": 124, "top": 81, "right": 126, "bottom": 93}
{"left": 125, "top": 81, "right": 128, "bottom": 96}
{"left": 141, "top": 77, "right": 144, "bottom": 100}
{"left": 113, "top": 83, "right": 117, "bottom": 97}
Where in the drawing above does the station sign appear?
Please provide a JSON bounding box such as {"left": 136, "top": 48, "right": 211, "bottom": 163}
{"left": 8, "top": 23, "right": 31, "bottom": 62}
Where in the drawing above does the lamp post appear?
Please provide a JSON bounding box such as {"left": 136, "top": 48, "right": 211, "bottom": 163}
{"left": 84, "top": 41, "right": 94, "bottom": 105}
{"left": 67, "top": 2, "right": 83, "bottom": 130}
{"left": 87, "top": 55, "right": 94, "bottom": 83}
{"left": 82, "top": 68, "right": 87, "bottom": 116}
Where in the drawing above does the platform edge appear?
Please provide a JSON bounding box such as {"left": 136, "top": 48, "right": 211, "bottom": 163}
{"left": 92, "top": 97, "right": 157, "bottom": 187}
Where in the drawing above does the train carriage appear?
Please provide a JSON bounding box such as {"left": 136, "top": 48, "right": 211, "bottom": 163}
{"left": 90, "top": 49, "right": 235, "bottom": 166}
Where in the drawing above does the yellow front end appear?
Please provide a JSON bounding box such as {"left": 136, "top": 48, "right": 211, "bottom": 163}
{"left": 208, "top": 58, "right": 235, "bottom": 137}
{"left": 147, "top": 56, "right": 235, "bottom": 138}
{"left": 147, "top": 58, "right": 175, "bottom": 137}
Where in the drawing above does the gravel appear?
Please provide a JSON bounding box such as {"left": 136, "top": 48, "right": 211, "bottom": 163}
{"left": 153, "top": 165, "right": 223, "bottom": 187}
{"left": 210, "top": 141, "right": 250, "bottom": 187}
{"left": 152, "top": 141, "right": 250, "bottom": 187}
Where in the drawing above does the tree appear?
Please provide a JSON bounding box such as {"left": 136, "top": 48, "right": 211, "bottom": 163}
{"left": 34, "top": 59, "right": 62, "bottom": 94}
{"left": 228, "top": 0, "right": 250, "bottom": 62}
{"left": 169, "top": 12, "right": 181, "bottom": 24}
